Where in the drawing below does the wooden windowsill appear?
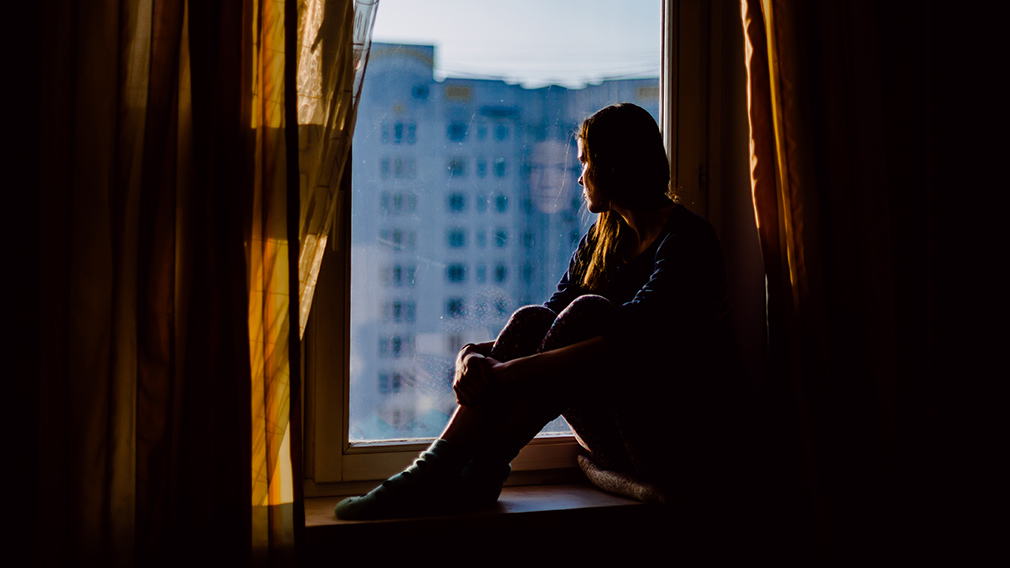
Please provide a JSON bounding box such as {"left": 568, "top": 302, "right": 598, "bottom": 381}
{"left": 303, "top": 482, "right": 687, "bottom": 563}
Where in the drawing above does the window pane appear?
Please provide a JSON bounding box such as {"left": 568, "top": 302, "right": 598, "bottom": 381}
{"left": 350, "top": 0, "right": 661, "bottom": 442}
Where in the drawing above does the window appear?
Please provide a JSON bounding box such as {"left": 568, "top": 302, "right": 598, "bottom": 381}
{"left": 447, "top": 158, "right": 467, "bottom": 177}
{"left": 307, "top": 0, "right": 663, "bottom": 491}
{"left": 445, "top": 85, "right": 472, "bottom": 101}
{"left": 447, "top": 192, "right": 467, "bottom": 213}
{"left": 382, "top": 264, "right": 416, "bottom": 287}
{"left": 379, "top": 371, "right": 411, "bottom": 395}
{"left": 380, "top": 228, "right": 416, "bottom": 251}
{"left": 379, "top": 335, "right": 415, "bottom": 358}
{"left": 447, "top": 121, "right": 468, "bottom": 142}
{"left": 382, "top": 120, "right": 416, "bottom": 144}
{"left": 446, "top": 263, "right": 467, "bottom": 283}
{"left": 381, "top": 191, "right": 417, "bottom": 215}
{"left": 446, "top": 227, "right": 467, "bottom": 248}
{"left": 445, "top": 298, "right": 466, "bottom": 318}
{"left": 382, "top": 156, "right": 416, "bottom": 179}
{"left": 383, "top": 300, "right": 416, "bottom": 323}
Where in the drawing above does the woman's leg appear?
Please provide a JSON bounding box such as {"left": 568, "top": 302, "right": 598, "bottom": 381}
{"left": 439, "top": 305, "right": 557, "bottom": 455}
{"left": 446, "top": 295, "right": 629, "bottom": 471}
{"left": 535, "top": 295, "right": 636, "bottom": 473}
{"left": 336, "top": 305, "right": 557, "bottom": 519}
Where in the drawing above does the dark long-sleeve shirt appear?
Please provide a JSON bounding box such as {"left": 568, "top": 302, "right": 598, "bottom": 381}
{"left": 545, "top": 205, "right": 733, "bottom": 365}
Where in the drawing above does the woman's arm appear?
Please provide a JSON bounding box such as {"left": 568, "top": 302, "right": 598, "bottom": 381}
{"left": 453, "top": 336, "right": 610, "bottom": 406}
{"left": 456, "top": 333, "right": 610, "bottom": 404}
{"left": 492, "top": 336, "right": 611, "bottom": 392}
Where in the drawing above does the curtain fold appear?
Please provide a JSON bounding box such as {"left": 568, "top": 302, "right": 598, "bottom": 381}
{"left": 295, "top": 0, "right": 378, "bottom": 338}
{"left": 741, "top": 0, "right": 936, "bottom": 562}
{"left": 36, "top": 1, "right": 373, "bottom": 565}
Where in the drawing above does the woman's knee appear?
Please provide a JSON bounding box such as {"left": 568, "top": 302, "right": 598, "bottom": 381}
{"left": 490, "top": 305, "right": 557, "bottom": 361}
{"left": 551, "top": 295, "right": 619, "bottom": 332}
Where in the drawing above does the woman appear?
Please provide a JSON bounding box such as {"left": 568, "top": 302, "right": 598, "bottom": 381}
{"left": 336, "top": 103, "right": 739, "bottom": 520}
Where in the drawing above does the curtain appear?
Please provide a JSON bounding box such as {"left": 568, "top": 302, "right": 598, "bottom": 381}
{"left": 35, "top": 1, "right": 374, "bottom": 565}
{"left": 296, "top": 0, "right": 379, "bottom": 338}
{"left": 741, "top": 0, "right": 936, "bottom": 563}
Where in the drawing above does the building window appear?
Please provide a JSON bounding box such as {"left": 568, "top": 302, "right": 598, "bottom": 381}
{"left": 379, "top": 335, "right": 415, "bottom": 358}
{"left": 476, "top": 230, "right": 486, "bottom": 248}
{"left": 495, "top": 194, "right": 508, "bottom": 212}
{"left": 447, "top": 192, "right": 467, "bottom": 213}
{"left": 382, "top": 264, "right": 417, "bottom": 287}
{"left": 447, "top": 158, "right": 466, "bottom": 177}
{"left": 445, "top": 85, "right": 472, "bottom": 101}
{"left": 476, "top": 159, "right": 487, "bottom": 178}
{"left": 393, "top": 157, "right": 416, "bottom": 179}
{"left": 447, "top": 333, "right": 464, "bottom": 355}
{"left": 447, "top": 121, "right": 468, "bottom": 142}
{"left": 381, "top": 192, "right": 417, "bottom": 215}
{"left": 493, "top": 157, "right": 507, "bottom": 178}
{"left": 495, "top": 264, "right": 508, "bottom": 283}
{"left": 446, "top": 263, "right": 467, "bottom": 283}
{"left": 445, "top": 298, "right": 466, "bottom": 318}
{"left": 379, "top": 371, "right": 410, "bottom": 395}
{"left": 476, "top": 265, "right": 487, "bottom": 283}
{"left": 494, "top": 123, "right": 509, "bottom": 141}
{"left": 383, "top": 300, "right": 416, "bottom": 323}
{"left": 380, "top": 228, "right": 416, "bottom": 251}
{"left": 637, "top": 85, "right": 660, "bottom": 100}
{"left": 494, "top": 228, "right": 508, "bottom": 248}
{"left": 446, "top": 227, "right": 467, "bottom": 248}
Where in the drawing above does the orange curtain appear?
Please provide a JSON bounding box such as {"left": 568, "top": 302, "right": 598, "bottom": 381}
{"left": 741, "top": 0, "right": 937, "bottom": 563}
{"left": 34, "top": 1, "right": 373, "bottom": 565}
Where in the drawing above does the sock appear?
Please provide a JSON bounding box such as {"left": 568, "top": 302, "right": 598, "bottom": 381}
{"left": 334, "top": 438, "right": 474, "bottom": 520}
{"left": 427, "top": 438, "right": 470, "bottom": 474}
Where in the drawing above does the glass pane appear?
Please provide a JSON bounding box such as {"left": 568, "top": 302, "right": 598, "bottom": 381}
{"left": 350, "top": 0, "right": 661, "bottom": 442}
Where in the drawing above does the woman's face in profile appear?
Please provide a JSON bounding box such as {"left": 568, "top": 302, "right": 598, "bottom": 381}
{"left": 577, "top": 138, "right": 609, "bottom": 214}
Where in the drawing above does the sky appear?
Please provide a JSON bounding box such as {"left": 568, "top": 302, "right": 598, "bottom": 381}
{"left": 369, "top": 0, "right": 662, "bottom": 89}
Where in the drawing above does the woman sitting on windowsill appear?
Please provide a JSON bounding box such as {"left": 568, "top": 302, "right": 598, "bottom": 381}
{"left": 335, "top": 103, "right": 742, "bottom": 520}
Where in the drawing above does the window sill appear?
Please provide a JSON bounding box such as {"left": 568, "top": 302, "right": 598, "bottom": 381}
{"left": 304, "top": 481, "right": 677, "bottom": 562}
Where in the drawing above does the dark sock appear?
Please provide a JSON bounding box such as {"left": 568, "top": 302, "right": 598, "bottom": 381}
{"left": 427, "top": 438, "right": 470, "bottom": 474}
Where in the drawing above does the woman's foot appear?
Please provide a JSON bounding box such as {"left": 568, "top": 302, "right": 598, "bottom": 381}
{"left": 334, "top": 439, "right": 510, "bottom": 520}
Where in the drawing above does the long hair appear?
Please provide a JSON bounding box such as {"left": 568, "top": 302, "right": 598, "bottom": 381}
{"left": 573, "top": 103, "right": 673, "bottom": 292}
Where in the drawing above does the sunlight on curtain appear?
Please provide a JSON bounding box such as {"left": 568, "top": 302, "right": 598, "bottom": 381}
{"left": 295, "top": 0, "right": 379, "bottom": 338}
{"left": 249, "top": 0, "right": 294, "bottom": 516}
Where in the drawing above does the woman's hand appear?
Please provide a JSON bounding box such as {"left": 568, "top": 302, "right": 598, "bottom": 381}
{"left": 453, "top": 345, "right": 501, "bottom": 406}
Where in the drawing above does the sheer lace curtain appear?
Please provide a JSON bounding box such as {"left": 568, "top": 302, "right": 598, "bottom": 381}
{"left": 35, "top": 1, "right": 375, "bottom": 565}
{"left": 741, "top": 0, "right": 936, "bottom": 562}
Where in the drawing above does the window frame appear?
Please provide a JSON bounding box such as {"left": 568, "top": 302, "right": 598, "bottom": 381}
{"left": 304, "top": 0, "right": 681, "bottom": 497}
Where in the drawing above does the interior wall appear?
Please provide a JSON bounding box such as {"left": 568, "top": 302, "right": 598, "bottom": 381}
{"left": 671, "top": 0, "right": 765, "bottom": 390}
{"left": 706, "top": 0, "right": 766, "bottom": 391}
